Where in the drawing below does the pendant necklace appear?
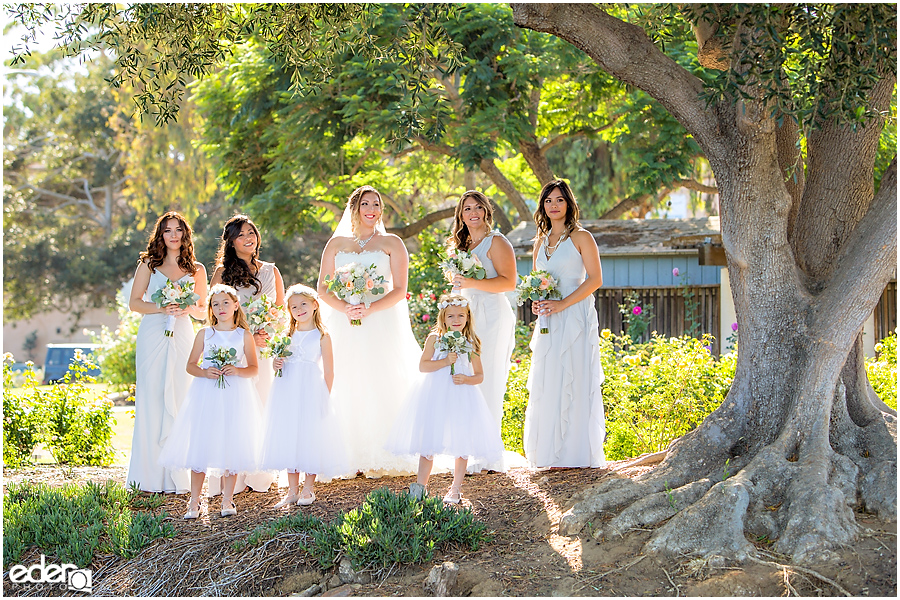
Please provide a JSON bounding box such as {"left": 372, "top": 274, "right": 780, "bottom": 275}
{"left": 356, "top": 230, "right": 377, "bottom": 249}
{"left": 544, "top": 231, "right": 567, "bottom": 259}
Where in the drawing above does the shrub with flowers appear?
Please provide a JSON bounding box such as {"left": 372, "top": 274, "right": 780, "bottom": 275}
{"left": 600, "top": 330, "right": 735, "bottom": 460}
{"left": 619, "top": 290, "right": 655, "bottom": 344}
{"left": 866, "top": 333, "right": 897, "bottom": 409}
{"left": 407, "top": 226, "right": 451, "bottom": 345}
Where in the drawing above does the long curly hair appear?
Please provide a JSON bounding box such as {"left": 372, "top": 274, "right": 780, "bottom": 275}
{"left": 206, "top": 284, "right": 250, "bottom": 330}
{"left": 214, "top": 215, "right": 262, "bottom": 295}
{"left": 346, "top": 185, "right": 383, "bottom": 237}
{"left": 533, "top": 179, "right": 581, "bottom": 242}
{"left": 284, "top": 284, "right": 326, "bottom": 338}
{"left": 138, "top": 211, "right": 198, "bottom": 275}
{"left": 448, "top": 190, "right": 494, "bottom": 251}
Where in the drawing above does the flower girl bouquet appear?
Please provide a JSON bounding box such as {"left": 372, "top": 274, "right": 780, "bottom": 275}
{"left": 515, "top": 270, "right": 562, "bottom": 334}
{"left": 206, "top": 345, "right": 238, "bottom": 389}
{"left": 151, "top": 280, "right": 200, "bottom": 337}
{"left": 435, "top": 330, "right": 474, "bottom": 375}
{"left": 265, "top": 334, "right": 293, "bottom": 378}
{"left": 323, "top": 263, "right": 386, "bottom": 326}
{"left": 243, "top": 294, "right": 287, "bottom": 336}
{"left": 439, "top": 248, "right": 486, "bottom": 291}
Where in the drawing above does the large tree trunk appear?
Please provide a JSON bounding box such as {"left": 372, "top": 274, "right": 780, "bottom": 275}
{"left": 513, "top": 3, "right": 897, "bottom": 565}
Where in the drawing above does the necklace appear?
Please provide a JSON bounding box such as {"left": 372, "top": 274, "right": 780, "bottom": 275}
{"left": 355, "top": 230, "right": 377, "bottom": 249}
{"left": 544, "top": 231, "right": 567, "bottom": 259}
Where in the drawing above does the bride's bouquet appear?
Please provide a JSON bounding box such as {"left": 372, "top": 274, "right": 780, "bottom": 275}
{"left": 243, "top": 294, "right": 287, "bottom": 337}
{"left": 206, "top": 345, "right": 238, "bottom": 389}
{"left": 439, "top": 248, "right": 486, "bottom": 291}
{"left": 435, "top": 330, "right": 474, "bottom": 375}
{"left": 151, "top": 280, "right": 199, "bottom": 337}
{"left": 324, "top": 263, "right": 386, "bottom": 326}
{"left": 515, "top": 270, "right": 562, "bottom": 334}
{"left": 265, "top": 334, "right": 293, "bottom": 378}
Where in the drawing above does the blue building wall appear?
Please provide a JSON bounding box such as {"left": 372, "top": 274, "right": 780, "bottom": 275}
{"left": 516, "top": 254, "right": 721, "bottom": 287}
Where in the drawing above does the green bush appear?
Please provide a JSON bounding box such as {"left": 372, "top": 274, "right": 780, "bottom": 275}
{"left": 867, "top": 333, "right": 897, "bottom": 409}
{"left": 3, "top": 480, "right": 176, "bottom": 568}
{"left": 600, "top": 330, "right": 735, "bottom": 460}
{"left": 407, "top": 226, "right": 452, "bottom": 346}
{"left": 2, "top": 353, "right": 116, "bottom": 467}
{"left": 241, "top": 487, "right": 490, "bottom": 570}
{"left": 89, "top": 290, "right": 139, "bottom": 391}
{"left": 502, "top": 355, "right": 530, "bottom": 455}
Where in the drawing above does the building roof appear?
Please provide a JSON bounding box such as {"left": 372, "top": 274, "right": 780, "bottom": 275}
{"left": 507, "top": 217, "right": 722, "bottom": 258}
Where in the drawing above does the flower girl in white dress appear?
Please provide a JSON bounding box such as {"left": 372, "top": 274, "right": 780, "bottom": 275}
{"left": 158, "top": 284, "right": 262, "bottom": 519}
{"left": 260, "top": 284, "right": 348, "bottom": 508}
{"left": 387, "top": 294, "right": 504, "bottom": 504}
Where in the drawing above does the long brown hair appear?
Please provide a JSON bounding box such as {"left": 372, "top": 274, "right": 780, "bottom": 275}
{"left": 215, "top": 214, "right": 262, "bottom": 295}
{"left": 206, "top": 284, "right": 250, "bottom": 330}
{"left": 533, "top": 179, "right": 581, "bottom": 242}
{"left": 432, "top": 294, "right": 481, "bottom": 355}
{"left": 284, "top": 284, "right": 327, "bottom": 338}
{"left": 448, "top": 190, "right": 494, "bottom": 251}
{"left": 347, "top": 185, "right": 383, "bottom": 236}
{"left": 138, "top": 211, "right": 198, "bottom": 275}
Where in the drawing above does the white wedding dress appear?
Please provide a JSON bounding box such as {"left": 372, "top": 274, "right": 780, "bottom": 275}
{"left": 127, "top": 270, "right": 192, "bottom": 493}
{"left": 524, "top": 237, "right": 606, "bottom": 468}
{"left": 323, "top": 249, "right": 421, "bottom": 477}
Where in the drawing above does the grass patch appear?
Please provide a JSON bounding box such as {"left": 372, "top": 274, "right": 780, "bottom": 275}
{"left": 3, "top": 480, "right": 176, "bottom": 568}
{"left": 239, "top": 487, "right": 490, "bottom": 570}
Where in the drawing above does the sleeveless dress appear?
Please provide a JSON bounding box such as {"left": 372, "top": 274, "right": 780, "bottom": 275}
{"left": 524, "top": 237, "right": 607, "bottom": 468}
{"left": 209, "top": 261, "right": 278, "bottom": 495}
{"left": 460, "top": 232, "right": 517, "bottom": 472}
{"left": 322, "top": 250, "right": 421, "bottom": 477}
{"left": 259, "top": 329, "right": 350, "bottom": 480}
{"left": 387, "top": 347, "right": 504, "bottom": 463}
{"left": 126, "top": 270, "right": 192, "bottom": 494}
{"left": 158, "top": 327, "right": 263, "bottom": 476}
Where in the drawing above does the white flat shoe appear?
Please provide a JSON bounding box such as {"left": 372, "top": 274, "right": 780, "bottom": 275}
{"left": 443, "top": 487, "right": 462, "bottom": 505}
{"left": 221, "top": 502, "right": 237, "bottom": 517}
{"left": 184, "top": 508, "right": 200, "bottom": 520}
{"left": 296, "top": 491, "right": 316, "bottom": 506}
{"left": 274, "top": 494, "right": 299, "bottom": 508}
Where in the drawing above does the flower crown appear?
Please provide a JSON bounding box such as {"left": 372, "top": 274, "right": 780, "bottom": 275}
{"left": 209, "top": 283, "right": 239, "bottom": 298}
{"left": 285, "top": 283, "right": 319, "bottom": 301}
{"left": 437, "top": 298, "right": 469, "bottom": 310}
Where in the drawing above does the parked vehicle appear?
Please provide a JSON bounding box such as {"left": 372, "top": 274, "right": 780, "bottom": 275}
{"left": 42, "top": 343, "right": 102, "bottom": 384}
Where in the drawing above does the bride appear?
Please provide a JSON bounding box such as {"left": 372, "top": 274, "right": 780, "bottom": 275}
{"left": 317, "top": 185, "right": 420, "bottom": 477}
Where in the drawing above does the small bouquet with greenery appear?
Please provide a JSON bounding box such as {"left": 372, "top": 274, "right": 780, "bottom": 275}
{"left": 324, "top": 263, "right": 386, "bottom": 326}
{"left": 515, "top": 270, "right": 562, "bottom": 334}
{"left": 435, "top": 330, "right": 474, "bottom": 375}
{"left": 151, "top": 280, "right": 199, "bottom": 337}
{"left": 439, "top": 248, "right": 486, "bottom": 292}
{"left": 206, "top": 345, "right": 238, "bottom": 389}
{"left": 265, "top": 334, "right": 293, "bottom": 377}
{"left": 243, "top": 294, "right": 287, "bottom": 337}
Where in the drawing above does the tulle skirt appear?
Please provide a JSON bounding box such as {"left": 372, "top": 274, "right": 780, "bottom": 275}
{"left": 158, "top": 374, "right": 262, "bottom": 477}
{"left": 259, "top": 361, "right": 350, "bottom": 480}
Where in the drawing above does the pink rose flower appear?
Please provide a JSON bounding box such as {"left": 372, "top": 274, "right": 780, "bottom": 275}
{"left": 365, "top": 278, "right": 375, "bottom": 290}
{"left": 632, "top": 306, "right": 642, "bottom": 316}
{"left": 673, "top": 268, "right": 680, "bottom": 277}
{"left": 732, "top": 322, "right": 738, "bottom": 332}
{"left": 422, "top": 314, "right": 430, "bottom": 322}
{"left": 539, "top": 278, "right": 550, "bottom": 290}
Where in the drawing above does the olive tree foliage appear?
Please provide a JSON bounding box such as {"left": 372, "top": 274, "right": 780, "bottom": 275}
{"left": 513, "top": 3, "right": 897, "bottom": 564}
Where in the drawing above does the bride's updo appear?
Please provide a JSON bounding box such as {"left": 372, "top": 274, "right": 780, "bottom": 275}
{"left": 347, "top": 185, "right": 383, "bottom": 236}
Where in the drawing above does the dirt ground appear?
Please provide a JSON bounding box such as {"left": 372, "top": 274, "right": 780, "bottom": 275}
{"left": 3, "top": 464, "right": 896, "bottom": 597}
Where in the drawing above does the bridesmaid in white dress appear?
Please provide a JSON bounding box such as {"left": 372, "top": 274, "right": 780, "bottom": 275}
{"left": 446, "top": 191, "right": 517, "bottom": 472}
{"left": 208, "top": 215, "right": 284, "bottom": 495}
{"left": 317, "top": 185, "right": 420, "bottom": 478}
{"left": 524, "top": 180, "right": 606, "bottom": 468}
{"left": 127, "top": 211, "right": 208, "bottom": 493}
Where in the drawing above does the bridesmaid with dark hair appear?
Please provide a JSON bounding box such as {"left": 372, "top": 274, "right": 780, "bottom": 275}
{"left": 446, "top": 190, "right": 517, "bottom": 472}
{"left": 127, "top": 211, "right": 208, "bottom": 493}
{"left": 207, "top": 214, "right": 285, "bottom": 495}
{"left": 524, "top": 180, "right": 606, "bottom": 468}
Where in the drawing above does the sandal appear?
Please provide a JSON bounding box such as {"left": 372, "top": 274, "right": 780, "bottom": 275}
{"left": 221, "top": 501, "right": 237, "bottom": 517}
{"left": 296, "top": 490, "right": 316, "bottom": 506}
{"left": 443, "top": 486, "right": 462, "bottom": 505}
{"left": 274, "top": 493, "right": 299, "bottom": 508}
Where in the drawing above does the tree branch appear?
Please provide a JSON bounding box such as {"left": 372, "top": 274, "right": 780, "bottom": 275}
{"left": 678, "top": 179, "right": 718, "bottom": 194}
{"left": 599, "top": 193, "right": 652, "bottom": 220}
{"left": 387, "top": 207, "right": 455, "bottom": 239}
{"left": 541, "top": 118, "right": 620, "bottom": 153}
{"left": 479, "top": 157, "right": 530, "bottom": 222}
{"left": 511, "top": 3, "right": 723, "bottom": 158}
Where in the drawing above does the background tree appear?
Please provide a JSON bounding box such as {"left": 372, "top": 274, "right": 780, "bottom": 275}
{"left": 512, "top": 3, "right": 897, "bottom": 563}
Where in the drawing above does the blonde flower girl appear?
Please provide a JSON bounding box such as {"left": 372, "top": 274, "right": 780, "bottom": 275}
{"left": 158, "top": 284, "right": 262, "bottom": 519}
{"left": 387, "top": 294, "right": 504, "bottom": 503}
{"left": 260, "top": 285, "right": 349, "bottom": 507}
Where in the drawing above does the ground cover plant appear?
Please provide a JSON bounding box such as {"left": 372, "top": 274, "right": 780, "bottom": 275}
{"left": 866, "top": 333, "right": 897, "bottom": 409}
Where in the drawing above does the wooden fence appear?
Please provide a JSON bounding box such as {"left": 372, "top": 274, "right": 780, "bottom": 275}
{"left": 875, "top": 280, "right": 897, "bottom": 342}
{"left": 518, "top": 285, "right": 722, "bottom": 354}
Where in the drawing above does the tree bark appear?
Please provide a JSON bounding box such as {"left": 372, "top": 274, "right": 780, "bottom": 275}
{"left": 387, "top": 207, "right": 456, "bottom": 240}
{"left": 479, "top": 157, "right": 531, "bottom": 222}
{"left": 514, "top": 2, "right": 898, "bottom": 565}
{"left": 519, "top": 137, "right": 555, "bottom": 185}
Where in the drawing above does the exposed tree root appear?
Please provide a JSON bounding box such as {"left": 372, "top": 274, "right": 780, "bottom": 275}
{"left": 747, "top": 554, "right": 852, "bottom": 597}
